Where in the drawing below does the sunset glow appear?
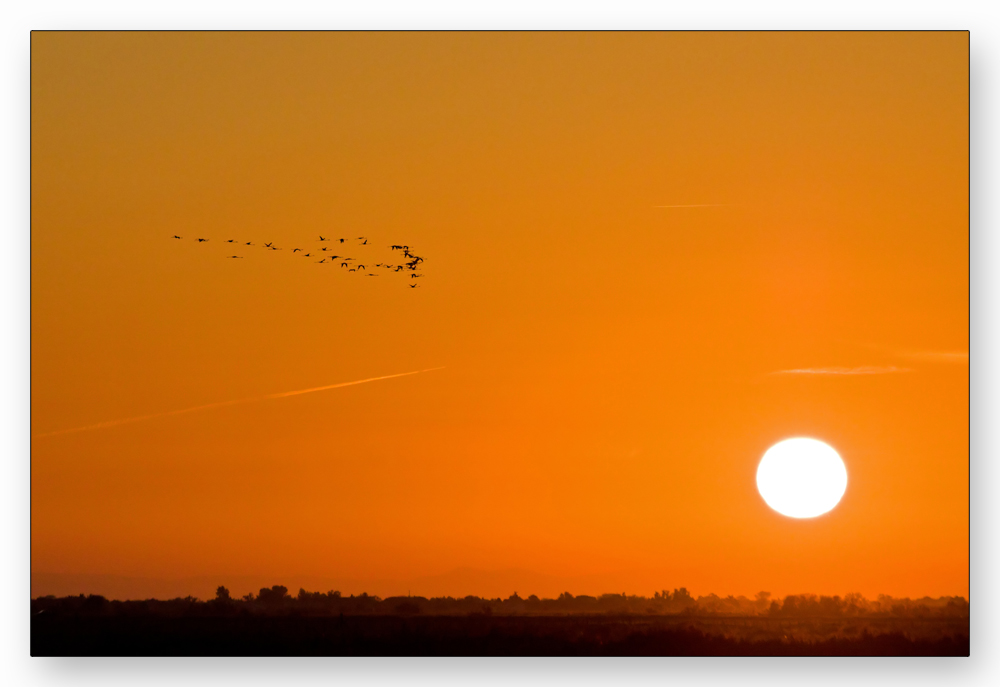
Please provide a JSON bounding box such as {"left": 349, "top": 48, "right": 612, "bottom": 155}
{"left": 31, "top": 31, "right": 968, "bottom": 603}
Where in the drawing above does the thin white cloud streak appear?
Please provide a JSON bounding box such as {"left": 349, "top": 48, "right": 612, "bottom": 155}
{"left": 33, "top": 367, "right": 445, "bottom": 439}
{"left": 652, "top": 204, "right": 728, "bottom": 208}
{"left": 899, "top": 350, "right": 968, "bottom": 364}
{"left": 772, "top": 366, "right": 911, "bottom": 376}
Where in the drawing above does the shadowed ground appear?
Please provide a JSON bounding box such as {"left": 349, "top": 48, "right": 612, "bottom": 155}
{"left": 32, "top": 594, "right": 969, "bottom": 656}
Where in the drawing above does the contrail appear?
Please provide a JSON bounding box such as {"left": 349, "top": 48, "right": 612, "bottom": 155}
{"left": 898, "top": 350, "right": 968, "bottom": 364}
{"left": 771, "top": 366, "right": 910, "bottom": 376}
{"left": 33, "top": 367, "right": 445, "bottom": 439}
{"left": 653, "top": 204, "right": 728, "bottom": 208}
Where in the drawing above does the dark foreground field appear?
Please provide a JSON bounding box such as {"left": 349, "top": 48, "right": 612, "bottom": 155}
{"left": 32, "top": 614, "right": 968, "bottom": 656}
{"left": 32, "top": 589, "right": 969, "bottom": 656}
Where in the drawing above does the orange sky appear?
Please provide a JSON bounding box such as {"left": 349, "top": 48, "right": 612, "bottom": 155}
{"left": 31, "top": 31, "right": 968, "bottom": 600}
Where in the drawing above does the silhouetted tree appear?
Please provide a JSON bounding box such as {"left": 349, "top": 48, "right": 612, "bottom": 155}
{"left": 819, "top": 595, "right": 842, "bottom": 616}
{"left": 779, "top": 595, "right": 799, "bottom": 616}
{"left": 672, "top": 588, "right": 695, "bottom": 607}
{"left": 216, "top": 586, "right": 231, "bottom": 602}
{"left": 82, "top": 595, "right": 108, "bottom": 613}
{"left": 258, "top": 585, "right": 290, "bottom": 605}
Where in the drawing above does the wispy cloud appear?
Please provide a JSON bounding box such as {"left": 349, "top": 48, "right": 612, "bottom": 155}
{"left": 653, "top": 204, "right": 728, "bottom": 208}
{"left": 898, "top": 350, "right": 968, "bottom": 364}
{"left": 34, "top": 367, "right": 445, "bottom": 439}
{"left": 772, "top": 366, "right": 911, "bottom": 376}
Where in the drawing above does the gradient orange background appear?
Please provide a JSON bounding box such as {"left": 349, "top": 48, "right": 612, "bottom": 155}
{"left": 31, "top": 32, "right": 968, "bottom": 600}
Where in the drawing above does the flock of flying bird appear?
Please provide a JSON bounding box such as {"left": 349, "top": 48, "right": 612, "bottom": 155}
{"left": 171, "top": 233, "right": 426, "bottom": 287}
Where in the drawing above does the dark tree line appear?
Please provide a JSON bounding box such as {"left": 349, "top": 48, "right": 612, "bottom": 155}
{"left": 32, "top": 586, "right": 969, "bottom": 620}
{"left": 31, "top": 586, "right": 969, "bottom": 656}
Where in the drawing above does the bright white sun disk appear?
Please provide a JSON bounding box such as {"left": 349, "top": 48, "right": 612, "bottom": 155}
{"left": 756, "top": 438, "right": 847, "bottom": 518}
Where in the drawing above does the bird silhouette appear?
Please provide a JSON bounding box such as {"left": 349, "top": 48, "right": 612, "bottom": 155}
{"left": 178, "top": 231, "right": 428, "bottom": 287}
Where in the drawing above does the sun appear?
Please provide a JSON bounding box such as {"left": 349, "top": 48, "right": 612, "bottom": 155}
{"left": 756, "top": 438, "right": 848, "bottom": 518}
